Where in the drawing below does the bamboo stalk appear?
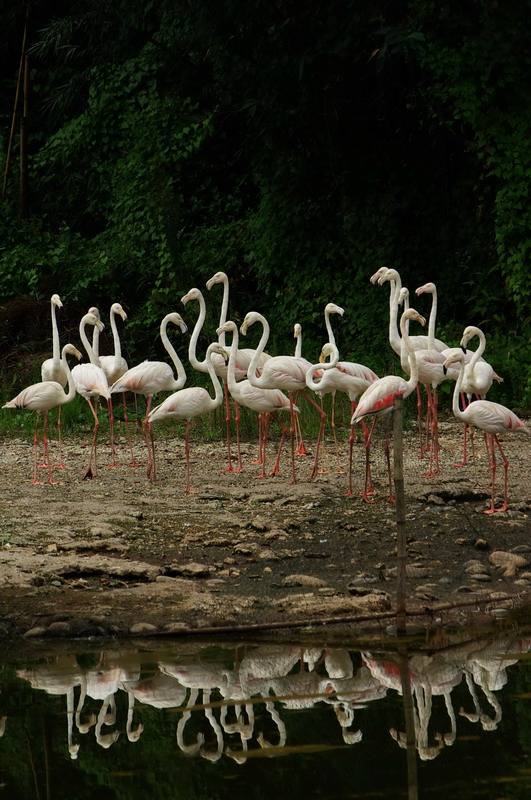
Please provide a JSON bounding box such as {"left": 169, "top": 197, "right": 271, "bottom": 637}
{"left": 2, "top": 9, "right": 28, "bottom": 201}
{"left": 394, "top": 393, "right": 407, "bottom": 631}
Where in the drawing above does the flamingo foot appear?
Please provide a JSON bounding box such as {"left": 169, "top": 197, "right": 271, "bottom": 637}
{"left": 343, "top": 490, "right": 354, "bottom": 497}
{"left": 83, "top": 467, "right": 95, "bottom": 480}
{"left": 387, "top": 495, "right": 396, "bottom": 504}
{"left": 253, "top": 472, "right": 267, "bottom": 479}
{"left": 453, "top": 461, "right": 467, "bottom": 468}
{"left": 484, "top": 503, "right": 508, "bottom": 514}
{"left": 105, "top": 462, "right": 120, "bottom": 468}
{"left": 295, "top": 443, "right": 308, "bottom": 456}
{"left": 185, "top": 488, "right": 200, "bottom": 495}
{"left": 128, "top": 460, "right": 142, "bottom": 467}
{"left": 335, "top": 467, "right": 345, "bottom": 474}
{"left": 361, "top": 492, "right": 375, "bottom": 504}
{"left": 53, "top": 462, "right": 71, "bottom": 469}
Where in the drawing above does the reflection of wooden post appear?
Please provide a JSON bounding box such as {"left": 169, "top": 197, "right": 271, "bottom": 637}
{"left": 394, "top": 393, "right": 407, "bottom": 632}
{"left": 398, "top": 643, "right": 419, "bottom": 800}
{"left": 19, "top": 54, "right": 29, "bottom": 218}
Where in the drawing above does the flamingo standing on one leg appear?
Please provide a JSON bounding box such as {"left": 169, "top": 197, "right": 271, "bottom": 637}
{"left": 110, "top": 313, "right": 188, "bottom": 481}
{"left": 351, "top": 308, "right": 426, "bottom": 502}
{"left": 306, "top": 343, "right": 378, "bottom": 495}
{"left": 71, "top": 312, "right": 111, "bottom": 479}
{"left": 41, "top": 294, "right": 69, "bottom": 468}
{"left": 147, "top": 343, "right": 227, "bottom": 493}
{"left": 3, "top": 344, "right": 82, "bottom": 485}
{"left": 217, "top": 321, "right": 295, "bottom": 478}
{"left": 443, "top": 351, "right": 529, "bottom": 513}
{"left": 240, "top": 311, "right": 326, "bottom": 484}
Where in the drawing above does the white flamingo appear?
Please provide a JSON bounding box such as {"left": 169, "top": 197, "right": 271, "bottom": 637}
{"left": 71, "top": 312, "right": 111, "bottom": 479}
{"left": 147, "top": 342, "right": 227, "bottom": 493}
{"left": 443, "top": 351, "right": 530, "bottom": 513}
{"left": 110, "top": 313, "right": 188, "bottom": 480}
{"left": 351, "top": 308, "right": 426, "bottom": 502}
{"left": 97, "top": 302, "right": 128, "bottom": 466}
{"left": 241, "top": 311, "right": 326, "bottom": 483}
{"left": 218, "top": 320, "right": 295, "bottom": 477}
{"left": 41, "top": 293, "right": 69, "bottom": 467}
{"left": 3, "top": 343, "right": 81, "bottom": 485}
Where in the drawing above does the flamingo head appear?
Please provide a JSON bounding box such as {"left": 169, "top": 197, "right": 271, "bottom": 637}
{"left": 398, "top": 287, "right": 409, "bottom": 306}
{"left": 325, "top": 302, "right": 345, "bottom": 317}
{"left": 216, "top": 320, "right": 236, "bottom": 337}
{"left": 51, "top": 293, "right": 63, "bottom": 308}
{"left": 460, "top": 325, "right": 481, "bottom": 351}
{"left": 88, "top": 306, "right": 100, "bottom": 319}
{"left": 240, "top": 311, "right": 262, "bottom": 336}
{"left": 83, "top": 312, "right": 104, "bottom": 332}
{"left": 207, "top": 342, "right": 229, "bottom": 364}
{"left": 415, "top": 282, "right": 436, "bottom": 296}
{"left": 63, "top": 344, "right": 83, "bottom": 361}
{"left": 443, "top": 351, "right": 464, "bottom": 375}
{"left": 293, "top": 323, "right": 301, "bottom": 338}
{"left": 166, "top": 312, "right": 187, "bottom": 334}
{"left": 319, "top": 342, "right": 339, "bottom": 364}
{"left": 206, "top": 271, "right": 228, "bottom": 291}
{"left": 370, "top": 267, "right": 388, "bottom": 284}
{"left": 181, "top": 287, "right": 202, "bottom": 306}
{"left": 378, "top": 267, "right": 400, "bottom": 287}
{"left": 402, "top": 308, "right": 425, "bottom": 327}
{"left": 110, "top": 302, "right": 127, "bottom": 322}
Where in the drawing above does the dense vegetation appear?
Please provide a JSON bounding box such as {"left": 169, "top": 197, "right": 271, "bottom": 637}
{"left": 1, "top": 0, "right": 530, "bottom": 414}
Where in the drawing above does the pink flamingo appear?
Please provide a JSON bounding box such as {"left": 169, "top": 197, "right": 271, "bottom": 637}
{"left": 98, "top": 303, "right": 129, "bottom": 466}
{"left": 71, "top": 312, "right": 111, "bottom": 479}
{"left": 218, "top": 320, "right": 295, "bottom": 478}
{"left": 110, "top": 313, "right": 188, "bottom": 480}
{"left": 4, "top": 344, "right": 82, "bottom": 485}
{"left": 147, "top": 342, "right": 227, "bottom": 493}
{"left": 241, "top": 311, "right": 326, "bottom": 483}
{"left": 351, "top": 308, "right": 426, "bottom": 502}
{"left": 443, "top": 351, "right": 529, "bottom": 513}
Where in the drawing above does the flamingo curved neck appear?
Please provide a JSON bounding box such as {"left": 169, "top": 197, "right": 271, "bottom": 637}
{"left": 223, "top": 323, "right": 240, "bottom": 394}
{"left": 325, "top": 309, "right": 336, "bottom": 347}
{"left": 294, "top": 331, "right": 302, "bottom": 358}
{"left": 160, "top": 317, "right": 186, "bottom": 386}
{"left": 216, "top": 276, "right": 229, "bottom": 348}
{"left": 451, "top": 359, "right": 467, "bottom": 422}
{"left": 389, "top": 277, "right": 402, "bottom": 356}
{"left": 399, "top": 314, "right": 419, "bottom": 394}
{"left": 62, "top": 348, "right": 78, "bottom": 403}
{"left": 205, "top": 346, "right": 224, "bottom": 409}
{"left": 187, "top": 293, "right": 208, "bottom": 373}
{"left": 467, "top": 328, "right": 485, "bottom": 371}
{"left": 51, "top": 301, "right": 61, "bottom": 363}
{"left": 79, "top": 319, "right": 100, "bottom": 366}
{"left": 109, "top": 307, "right": 122, "bottom": 367}
{"left": 246, "top": 314, "right": 270, "bottom": 387}
{"left": 306, "top": 346, "right": 339, "bottom": 391}
{"left": 427, "top": 289, "right": 437, "bottom": 350}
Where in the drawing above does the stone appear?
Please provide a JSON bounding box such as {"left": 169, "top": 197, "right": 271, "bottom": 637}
{"left": 282, "top": 574, "right": 329, "bottom": 588}
{"left": 129, "top": 622, "right": 158, "bottom": 635}
{"left": 23, "top": 626, "right": 47, "bottom": 638}
{"left": 48, "top": 621, "right": 71, "bottom": 636}
{"left": 489, "top": 551, "right": 528, "bottom": 577}
{"left": 168, "top": 562, "right": 212, "bottom": 578}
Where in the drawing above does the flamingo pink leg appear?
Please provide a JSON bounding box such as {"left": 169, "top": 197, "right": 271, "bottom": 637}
{"left": 360, "top": 415, "right": 377, "bottom": 503}
{"left": 484, "top": 433, "right": 509, "bottom": 514}
{"left": 53, "top": 407, "right": 70, "bottom": 468}
{"left": 83, "top": 399, "right": 100, "bottom": 480}
{"left": 105, "top": 398, "right": 119, "bottom": 467}
{"left": 269, "top": 412, "right": 288, "bottom": 477}
{"left": 233, "top": 400, "right": 243, "bottom": 472}
{"left": 184, "top": 419, "right": 199, "bottom": 494}
{"left": 304, "top": 391, "right": 327, "bottom": 481}
{"left": 288, "top": 392, "right": 298, "bottom": 484}
{"left": 416, "top": 384, "right": 425, "bottom": 459}
{"left": 220, "top": 381, "right": 235, "bottom": 472}
{"left": 123, "top": 392, "right": 139, "bottom": 466}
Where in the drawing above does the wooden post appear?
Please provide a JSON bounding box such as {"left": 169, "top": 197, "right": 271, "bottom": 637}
{"left": 393, "top": 393, "right": 407, "bottom": 632}
{"left": 19, "top": 54, "right": 29, "bottom": 218}
{"left": 2, "top": 10, "right": 28, "bottom": 202}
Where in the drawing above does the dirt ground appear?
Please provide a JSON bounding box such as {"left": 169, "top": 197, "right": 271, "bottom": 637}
{"left": 0, "top": 414, "right": 530, "bottom": 641}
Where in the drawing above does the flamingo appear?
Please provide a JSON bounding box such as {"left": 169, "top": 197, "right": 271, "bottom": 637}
{"left": 217, "top": 320, "right": 295, "bottom": 477}
{"left": 147, "top": 342, "right": 227, "bottom": 493}
{"left": 240, "top": 311, "right": 326, "bottom": 483}
{"left": 351, "top": 308, "right": 426, "bottom": 502}
{"left": 443, "top": 351, "right": 530, "bottom": 513}
{"left": 182, "top": 286, "right": 265, "bottom": 473}
{"left": 306, "top": 343, "right": 378, "bottom": 494}
{"left": 41, "top": 293, "right": 70, "bottom": 467}
{"left": 207, "top": 272, "right": 272, "bottom": 468}
{"left": 110, "top": 313, "right": 187, "bottom": 480}
{"left": 454, "top": 325, "right": 504, "bottom": 466}
{"left": 97, "top": 303, "right": 128, "bottom": 466}
{"left": 396, "top": 285, "right": 460, "bottom": 476}
{"left": 71, "top": 312, "right": 111, "bottom": 479}
{"left": 3, "top": 343, "right": 82, "bottom": 485}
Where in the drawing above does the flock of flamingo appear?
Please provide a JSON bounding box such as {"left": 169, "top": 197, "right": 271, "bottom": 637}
{"left": 3, "top": 269, "right": 529, "bottom": 512}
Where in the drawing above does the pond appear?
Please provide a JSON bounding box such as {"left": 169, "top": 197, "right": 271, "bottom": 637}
{"left": 1, "top": 623, "right": 531, "bottom": 800}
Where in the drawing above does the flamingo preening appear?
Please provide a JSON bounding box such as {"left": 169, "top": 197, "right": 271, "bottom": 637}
{"left": 443, "top": 351, "right": 529, "bottom": 513}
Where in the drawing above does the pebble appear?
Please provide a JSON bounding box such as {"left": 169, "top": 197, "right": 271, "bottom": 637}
{"left": 282, "top": 574, "right": 329, "bottom": 588}
{"left": 48, "top": 621, "right": 71, "bottom": 635}
{"left": 489, "top": 551, "right": 528, "bottom": 577}
{"left": 23, "top": 626, "right": 47, "bottom": 638}
{"left": 129, "top": 622, "right": 158, "bottom": 635}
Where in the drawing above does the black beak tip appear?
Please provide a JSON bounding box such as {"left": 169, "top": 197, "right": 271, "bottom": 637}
{"left": 461, "top": 345, "right": 466, "bottom": 354}
{"left": 443, "top": 365, "right": 448, "bottom": 376}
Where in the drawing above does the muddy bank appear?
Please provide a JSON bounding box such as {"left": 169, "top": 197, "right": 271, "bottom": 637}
{"left": 0, "top": 418, "right": 530, "bottom": 640}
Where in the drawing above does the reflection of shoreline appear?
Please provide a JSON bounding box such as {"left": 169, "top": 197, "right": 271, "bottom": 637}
{"left": 8, "top": 633, "right": 530, "bottom": 764}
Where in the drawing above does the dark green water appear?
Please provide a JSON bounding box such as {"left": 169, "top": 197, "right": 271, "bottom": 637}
{"left": 1, "top": 625, "right": 531, "bottom": 800}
